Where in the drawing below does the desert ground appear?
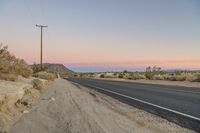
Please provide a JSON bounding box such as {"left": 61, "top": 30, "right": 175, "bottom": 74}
{"left": 8, "top": 78, "right": 195, "bottom": 133}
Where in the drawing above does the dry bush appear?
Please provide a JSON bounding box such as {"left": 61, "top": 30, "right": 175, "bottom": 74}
{"left": 194, "top": 73, "right": 200, "bottom": 82}
{"left": 185, "top": 73, "right": 197, "bottom": 82}
{"left": 125, "top": 73, "right": 133, "bottom": 80}
{"left": 33, "top": 71, "right": 56, "bottom": 81}
{"left": 0, "top": 44, "right": 32, "bottom": 81}
{"left": 163, "top": 74, "right": 177, "bottom": 81}
{"left": 31, "top": 63, "right": 46, "bottom": 74}
{"left": 32, "top": 79, "right": 44, "bottom": 91}
{"left": 153, "top": 74, "right": 164, "bottom": 80}
{"left": 102, "top": 73, "right": 116, "bottom": 78}
{"left": 132, "top": 73, "right": 145, "bottom": 80}
{"left": 118, "top": 73, "right": 124, "bottom": 78}
{"left": 100, "top": 74, "right": 105, "bottom": 78}
{"left": 13, "top": 59, "right": 33, "bottom": 78}
{"left": 175, "top": 73, "right": 186, "bottom": 81}
{"left": 188, "top": 73, "right": 200, "bottom": 82}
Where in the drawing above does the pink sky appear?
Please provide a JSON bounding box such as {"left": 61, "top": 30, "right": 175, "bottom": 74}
{"left": 1, "top": 1, "right": 200, "bottom": 71}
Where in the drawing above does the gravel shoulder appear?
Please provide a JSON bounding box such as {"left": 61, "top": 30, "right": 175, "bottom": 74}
{"left": 10, "top": 78, "right": 195, "bottom": 133}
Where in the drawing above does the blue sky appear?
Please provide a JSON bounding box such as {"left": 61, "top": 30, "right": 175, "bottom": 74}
{"left": 0, "top": 0, "right": 200, "bottom": 72}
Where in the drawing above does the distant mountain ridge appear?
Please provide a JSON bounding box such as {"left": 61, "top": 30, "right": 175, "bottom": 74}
{"left": 31, "top": 63, "right": 74, "bottom": 77}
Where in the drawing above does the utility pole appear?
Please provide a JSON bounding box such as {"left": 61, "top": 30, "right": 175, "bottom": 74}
{"left": 36, "top": 24, "right": 48, "bottom": 69}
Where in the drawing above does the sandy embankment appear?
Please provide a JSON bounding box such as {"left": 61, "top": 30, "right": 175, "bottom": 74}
{"left": 9, "top": 78, "right": 195, "bottom": 133}
{"left": 0, "top": 77, "right": 48, "bottom": 132}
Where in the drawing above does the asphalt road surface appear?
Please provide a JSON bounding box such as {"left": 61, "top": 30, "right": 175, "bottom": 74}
{"left": 67, "top": 78, "right": 200, "bottom": 132}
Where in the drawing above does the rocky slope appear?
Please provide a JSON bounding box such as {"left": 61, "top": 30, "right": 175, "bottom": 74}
{"left": 32, "top": 63, "right": 74, "bottom": 78}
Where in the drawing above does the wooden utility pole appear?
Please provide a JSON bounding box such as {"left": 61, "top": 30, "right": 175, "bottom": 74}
{"left": 36, "top": 24, "right": 48, "bottom": 69}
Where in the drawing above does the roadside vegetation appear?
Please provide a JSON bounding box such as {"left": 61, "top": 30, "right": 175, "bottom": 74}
{"left": 0, "top": 44, "right": 32, "bottom": 81}
{"left": 0, "top": 44, "right": 57, "bottom": 82}
{"left": 0, "top": 44, "right": 57, "bottom": 132}
{"left": 31, "top": 64, "right": 57, "bottom": 81}
{"left": 75, "top": 66, "right": 200, "bottom": 82}
{"left": 32, "top": 71, "right": 57, "bottom": 81}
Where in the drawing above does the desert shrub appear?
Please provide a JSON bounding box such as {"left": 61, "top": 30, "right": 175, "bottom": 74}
{"left": 163, "top": 74, "right": 177, "bottom": 81}
{"left": 118, "top": 73, "right": 124, "bottom": 78}
{"left": 132, "top": 72, "right": 145, "bottom": 80}
{"left": 0, "top": 44, "right": 32, "bottom": 80}
{"left": 113, "top": 72, "right": 117, "bottom": 76}
{"left": 145, "top": 66, "right": 162, "bottom": 80}
{"left": 153, "top": 74, "right": 164, "bottom": 80}
{"left": 145, "top": 66, "right": 153, "bottom": 79}
{"left": 32, "top": 63, "right": 46, "bottom": 74}
{"left": 33, "top": 71, "right": 56, "bottom": 81}
{"left": 127, "top": 76, "right": 132, "bottom": 80}
{"left": 175, "top": 73, "right": 186, "bottom": 81}
{"left": 13, "top": 59, "right": 33, "bottom": 78}
{"left": 100, "top": 74, "right": 105, "bottom": 78}
{"left": 33, "top": 79, "right": 44, "bottom": 91}
{"left": 185, "top": 73, "right": 197, "bottom": 82}
{"left": 194, "top": 73, "right": 200, "bottom": 82}
{"left": 145, "top": 72, "right": 154, "bottom": 80}
{"left": 124, "top": 73, "right": 132, "bottom": 80}
{"left": 123, "top": 70, "right": 128, "bottom": 73}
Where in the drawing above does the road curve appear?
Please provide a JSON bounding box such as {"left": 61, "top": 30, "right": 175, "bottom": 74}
{"left": 66, "top": 78, "right": 200, "bottom": 132}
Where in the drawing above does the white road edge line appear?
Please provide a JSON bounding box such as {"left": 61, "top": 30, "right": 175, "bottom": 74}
{"left": 86, "top": 84, "right": 200, "bottom": 121}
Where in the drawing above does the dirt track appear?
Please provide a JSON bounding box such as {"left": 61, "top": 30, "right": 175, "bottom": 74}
{"left": 9, "top": 79, "right": 195, "bottom": 133}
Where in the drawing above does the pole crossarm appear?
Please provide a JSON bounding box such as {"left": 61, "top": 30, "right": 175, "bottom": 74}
{"left": 36, "top": 24, "right": 48, "bottom": 28}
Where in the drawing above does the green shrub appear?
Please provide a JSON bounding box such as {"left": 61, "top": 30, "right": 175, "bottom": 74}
{"left": 118, "top": 73, "right": 124, "bottom": 78}
{"left": 145, "top": 71, "right": 154, "bottom": 79}
{"left": 100, "top": 74, "right": 105, "bottom": 78}
{"left": 145, "top": 66, "right": 162, "bottom": 80}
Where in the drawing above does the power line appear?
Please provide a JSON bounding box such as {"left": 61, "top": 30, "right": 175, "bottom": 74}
{"left": 39, "top": 0, "right": 47, "bottom": 24}
{"left": 24, "top": 0, "right": 47, "bottom": 25}
{"left": 24, "top": 0, "right": 36, "bottom": 25}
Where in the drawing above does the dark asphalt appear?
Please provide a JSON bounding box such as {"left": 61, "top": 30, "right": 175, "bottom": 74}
{"left": 66, "top": 78, "right": 200, "bottom": 132}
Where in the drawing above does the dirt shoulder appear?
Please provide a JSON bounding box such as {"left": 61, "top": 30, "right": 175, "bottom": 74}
{"left": 93, "top": 78, "right": 200, "bottom": 88}
{"left": 10, "top": 78, "right": 195, "bottom": 133}
{"left": 0, "top": 77, "right": 48, "bottom": 132}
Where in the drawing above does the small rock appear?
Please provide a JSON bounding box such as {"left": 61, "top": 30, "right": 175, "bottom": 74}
{"left": 51, "top": 97, "right": 55, "bottom": 101}
{"left": 23, "top": 110, "right": 29, "bottom": 114}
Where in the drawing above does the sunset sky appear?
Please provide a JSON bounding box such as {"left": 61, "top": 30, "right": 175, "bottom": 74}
{"left": 0, "top": 0, "right": 200, "bottom": 72}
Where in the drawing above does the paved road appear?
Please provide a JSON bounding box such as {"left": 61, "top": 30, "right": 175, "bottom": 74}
{"left": 67, "top": 78, "right": 200, "bottom": 132}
